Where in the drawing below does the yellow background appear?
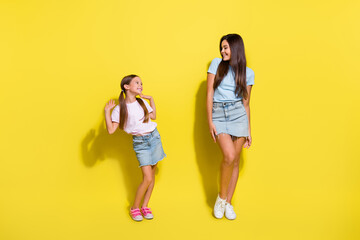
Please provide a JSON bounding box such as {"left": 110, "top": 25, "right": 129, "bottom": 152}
{"left": 1, "top": 0, "right": 359, "bottom": 239}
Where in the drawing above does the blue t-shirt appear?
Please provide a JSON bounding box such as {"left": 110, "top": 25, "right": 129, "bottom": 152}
{"left": 208, "top": 58, "right": 254, "bottom": 102}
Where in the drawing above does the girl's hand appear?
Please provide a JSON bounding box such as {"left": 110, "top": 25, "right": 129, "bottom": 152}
{"left": 243, "top": 135, "right": 252, "bottom": 149}
{"left": 139, "top": 94, "right": 152, "bottom": 100}
{"left": 209, "top": 122, "right": 218, "bottom": 143}
{"left": 105, "top": 99, "right": 116, "bottom": 112}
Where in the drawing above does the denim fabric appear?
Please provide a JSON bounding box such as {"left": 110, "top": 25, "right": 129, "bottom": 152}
{"left": 132, "top": 128, "right": 166, "bottom": 167}
{"left": 212, "top": 101, "right": 249, "bottom": 137}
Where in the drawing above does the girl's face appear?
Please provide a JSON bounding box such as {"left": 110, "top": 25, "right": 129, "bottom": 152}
{"left": 125, "top": 77, "right": 143, "bottom": 95}
{"left": 221, "top": 40, "right": 231, "bottom": 61}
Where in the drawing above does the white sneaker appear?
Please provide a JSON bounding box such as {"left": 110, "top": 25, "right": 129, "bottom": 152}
{"left": 213, "top": 195, "right": 226, "bottom": 219}
{"left": 225, "top": 202, "right": 236, "bottom": 220}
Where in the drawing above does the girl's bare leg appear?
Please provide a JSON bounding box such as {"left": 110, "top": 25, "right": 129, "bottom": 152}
{"left": 217, "top": 133, "right": 236, "bottom": 200}
{"left": 132, "top": 165, "right": 154, "bottom": 209}
{"left": 141, "top": 164, "right": 157, "bottom": 208}
{"left": 226, "top": 137, "right": 246, "bottom": 204}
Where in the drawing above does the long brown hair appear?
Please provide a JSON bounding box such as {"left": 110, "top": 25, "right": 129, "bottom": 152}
{"left": 118, "top": 74, "right": 149, "bottom": 130}
{"left": 213, "top": 34, "right": 248, "bottom": 100}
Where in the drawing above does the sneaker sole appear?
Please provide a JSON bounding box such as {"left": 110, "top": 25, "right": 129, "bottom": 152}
{"left": 213, "top": 213, "right": 224, "bottom": 219}
{"left": 130, "top": 214, "right": 143, "bottom": 221}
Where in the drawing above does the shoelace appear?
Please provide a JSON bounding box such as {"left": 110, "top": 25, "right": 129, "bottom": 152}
{"left": 226, "top": 204, "right": 234, "bottom": 211}
{"left": 215, "top": 200, "right": 226, "bottom": 212}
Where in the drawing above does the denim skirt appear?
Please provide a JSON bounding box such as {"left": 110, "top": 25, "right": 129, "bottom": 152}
{"left": 212, "top": 100, "right": 249, "bottom": 138}
{"left": 132, "top": 128, "right": 166, "bottom": 167}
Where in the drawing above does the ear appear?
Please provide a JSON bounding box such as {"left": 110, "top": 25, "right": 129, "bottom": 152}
{"left": 124, "top": 84, "right": 130, "bottom": 90}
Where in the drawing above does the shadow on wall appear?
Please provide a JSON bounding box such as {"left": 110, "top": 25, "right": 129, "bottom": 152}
{"left": 194, "top": 80, "right": 245, "bottom": 211}
{"left": 81, "top": 111, "right": 142, "bottom": 209}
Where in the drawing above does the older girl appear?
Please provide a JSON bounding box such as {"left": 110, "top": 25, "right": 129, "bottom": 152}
{"left": 207, "top": 34, "right": 255, "bottom": 220}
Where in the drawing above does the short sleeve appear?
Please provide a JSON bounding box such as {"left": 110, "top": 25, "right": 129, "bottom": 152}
{"left": 141, "top": 99, "right": 153, "bottom": 113}
{"left": 207, "top": 58, "right": 222, "bottom": 75}
{"left": 246, "top": 67, "right": 255, "bottom": 86}
{"left": 111, "top": 105, "right": 120, "bottom": 123}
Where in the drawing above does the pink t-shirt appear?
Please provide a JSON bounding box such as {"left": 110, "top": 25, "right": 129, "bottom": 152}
{"left": 111, "top": 98, "right": 157, "bottom": 135}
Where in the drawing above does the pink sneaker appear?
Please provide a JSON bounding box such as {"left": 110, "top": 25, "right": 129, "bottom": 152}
{"left": 140, "top": 207, "right": 154, "bottom": 219}
{"left": 130, "top": 208, "right": 143, "bottom": 221}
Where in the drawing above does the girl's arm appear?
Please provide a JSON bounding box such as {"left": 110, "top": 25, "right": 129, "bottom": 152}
{"left": 242, "top": 85, "right": 253, "bottom": 148}
{"left": 105, "top": 99, "right": 119, "bottom": 134}
{"left": 207, "top": 73, "right": 217, "bottom": 142}
{"left": 140, "top": 94, "right": 156, "bottom": 120}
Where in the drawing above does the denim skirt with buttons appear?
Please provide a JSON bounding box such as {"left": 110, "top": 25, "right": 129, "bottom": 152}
{"left": 132, "top": 128, "right": 166, "bottom": 167}
{"left": 212, "top": 100, "right": 249, "bottom": 138}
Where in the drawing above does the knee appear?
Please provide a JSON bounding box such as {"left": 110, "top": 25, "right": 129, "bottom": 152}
{"left": 223, "top": 152, "right": 236, "bottom": 166}
{"left": 233, "top": 157, "right": 240, "bottom": 168}
{"left": 143, "top": 175, "right": 154, "bottom": 185}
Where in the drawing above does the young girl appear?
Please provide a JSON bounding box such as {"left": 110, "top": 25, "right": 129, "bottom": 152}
{"left": 104, "top": 74, "right": 166, "bottom": 221}
{"left": 207, "top": 34, "right": 255, "bottom": 220}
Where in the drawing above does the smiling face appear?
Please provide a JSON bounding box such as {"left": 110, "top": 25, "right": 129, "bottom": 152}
{"left": 125, "top": 76, "right": 143, "bottom": 95}
{"left": 220, "top": 40, "right": 231, "bottom": 61}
